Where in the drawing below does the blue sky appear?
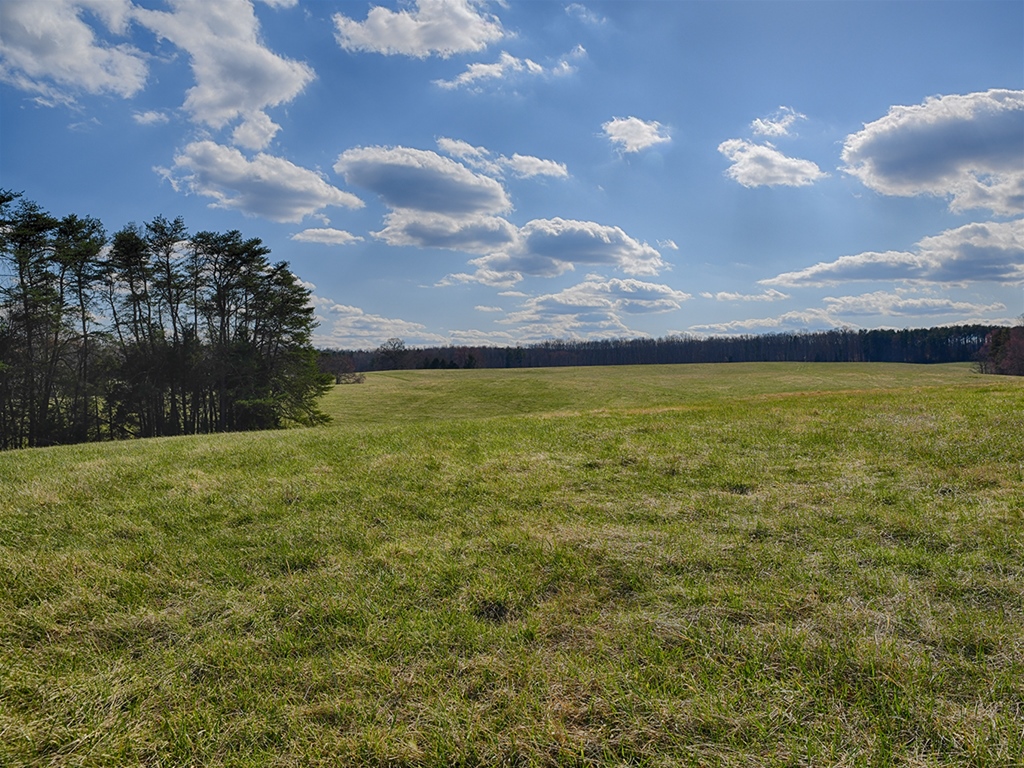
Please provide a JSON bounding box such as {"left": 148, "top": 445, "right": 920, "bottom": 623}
{"left": 1, "top": 0, "right": 1022, "bottom": 348}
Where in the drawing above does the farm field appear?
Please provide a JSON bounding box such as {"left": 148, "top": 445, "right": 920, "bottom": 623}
{"left": 1, "top": 362, "right": 1022, "bottom": 766}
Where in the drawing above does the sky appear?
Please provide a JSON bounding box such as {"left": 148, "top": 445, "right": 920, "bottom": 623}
{"left": 1, "top": 0, "right": 1022, "bottom": 349}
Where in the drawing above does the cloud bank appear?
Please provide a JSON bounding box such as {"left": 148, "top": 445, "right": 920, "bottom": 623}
{"left": 764, "top": 219, "right": 1024, "bottom": 287}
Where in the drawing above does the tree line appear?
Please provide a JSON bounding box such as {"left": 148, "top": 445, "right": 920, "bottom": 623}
{"left": 0, "top": 191, "right": 330, "bottom": 450}
{"left": 976, "top": 325, "right": 1024, "bottom": 375}
{"left": 321, "top": 324, "right": 1004, "bottom": 374}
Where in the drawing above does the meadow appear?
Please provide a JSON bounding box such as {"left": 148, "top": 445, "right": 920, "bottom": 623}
{"left": 1, "top": 362, "right": 1022, "bottom": 767}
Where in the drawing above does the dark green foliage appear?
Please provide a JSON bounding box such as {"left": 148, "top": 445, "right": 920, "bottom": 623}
{"left": 0, "top": 191, "right": 330, "bottom": 448}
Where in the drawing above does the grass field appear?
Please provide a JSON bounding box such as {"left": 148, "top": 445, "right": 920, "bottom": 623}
{"left": 1, "top": 362, "right": 1022, "bottom": 767}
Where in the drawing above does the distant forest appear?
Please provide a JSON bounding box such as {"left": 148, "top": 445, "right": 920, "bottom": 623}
{"left": 0, "top": 191, "right": 330, "bottom": 450}
{"left": 321, "top": 324, "right": 1015, "bottom": 377}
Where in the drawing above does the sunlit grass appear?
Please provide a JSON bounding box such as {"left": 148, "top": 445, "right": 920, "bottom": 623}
{"left": 1, "top": 363, "right": 1022, "bottom": 766}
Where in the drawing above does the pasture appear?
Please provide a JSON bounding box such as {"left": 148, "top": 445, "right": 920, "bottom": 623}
{"left": 1, "top": 363, "right": 1022, "bottom": 766}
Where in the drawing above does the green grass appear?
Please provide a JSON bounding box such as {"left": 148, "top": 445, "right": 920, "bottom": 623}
{"left": 1, "top": 363, "right": 1022, "bottom": 766}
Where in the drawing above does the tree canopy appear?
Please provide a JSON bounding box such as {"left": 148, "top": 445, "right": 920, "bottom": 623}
{"left": 0, "top": 191, "right": 331, "bottom": 450}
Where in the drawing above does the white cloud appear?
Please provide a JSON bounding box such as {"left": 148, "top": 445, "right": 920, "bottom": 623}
{"left": 690, "top": 309, "right": 843, "bottom": 335}
{"left": 310, "top": 296, "right": 446, "bottom": 348}
{"left": 334, "top": 145, "right": 511, "bottom": 216}
{"left": 463, "top": 217, "right": 667, "bottom": 285}
{"left": 842, "top": 89, "right": 1024, "bottom": 215}
{"left": 162, "top": 140, "right": 363, "bottom": 223}
{"left": 689, "top": 288, "right": 1008, "bottom": 336}
{"left": 700, "top": 289, "right": 790, "bottom": 302}
{"left": 445, "top": 327, "right": 525, "bottom": 346}
{"left": 718, "top": 139, "right": 828, "bottom": 187}
{"left": 433, "top": 46, "right": 584, "bottom": 90}
{"left": 334, "top": 0, "right": 504, "bottom": 59}
{"left": 0, "top": 0, "right": 147, "bottom": 105}
{"left": 489, "top": 275, "right": 689, "bottom": 340}
{"left": 232, "top": 111, "right": 281, "bottom": 151}
{"left": 602, "top": 116, "right": 671, "bottom": 153}
{"left": 133, "top": 110, "right": 169, "bottom": 125}
{"left": 565, "top": 4, "right": 606, "bottom": 26}
{"left": 437, "top": 267, "right": 522, "bottom": 289}
{"left": 751, "top": 106, "right": 806, "bottom": 137}
{"left": 436, "top": 137, "right": 501, "bottom": 174}
{"left": 507, "top": 276, "right": 691, "bottom": 321}
{"left": 436, "top": 137, "right": 568, "bottom": 179}
{"left": 134, "top": 0, "right": 314, "bottom": 148}
{"left": 504, "top": 154, "right": 570, "bottom": 179}
{"left": 657, "top": 239, "right": 679, "bottom": 251}
{"left": 434, "top": 50, "right": 541, "bottom": 90}
{"left": 375, "top": 211, "right": 517, "bottom": 252}
{"left": 336, "top": 143, "right": 655, "bottom": 288}
{"left": 291, "top": 228, "right": 363, "bottom": 246}
{"left": 763, "top": 219, "right": 1024, "bottom": 287}
{"left": 474, "top": 305, "right": 503, "bottom": 312}
{"left": 821, "top": 291, "right": 1004, "bottom": 317}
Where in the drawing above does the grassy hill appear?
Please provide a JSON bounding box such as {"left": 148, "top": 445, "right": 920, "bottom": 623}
{"left": 2, "top": 363, "right": 1022, "bottom": 766}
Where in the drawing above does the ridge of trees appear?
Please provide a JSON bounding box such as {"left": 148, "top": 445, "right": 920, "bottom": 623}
{"left": 0, "top": 191, "right": 331, "bottom": 450}
{"left": 321, "top": 324, "right": 1010, "bottom": 374}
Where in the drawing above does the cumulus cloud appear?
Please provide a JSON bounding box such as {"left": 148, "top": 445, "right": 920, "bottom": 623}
{"left": 291, "top": 228, "right": 363, "bottom": 245}
{"left": 336, "top": 143, "right": 656, "bottom": 287}
{"left": 508, "top": 276, "right": 691, "bottom": 320}
{"left": 0, "top": 0, "right": 147, "bottom": 104}
{"left": 603, "top": 116, "right": 671, "bottom": 153}
{"left": 134, "top": 0, "right": 314, "bottom": 148}
{"left": 434, "top": 45, "right": 585, "bottom": 90}
{"left": 231, "top": 110, "right": 281, "bottom": 151}
{"left": 436, "top": 138, "right": 568, "bottom": 179}
{"left": 841, "top": 89, "right": 1024, "bottom": 215}
{"left": 763, "top": 219, "right": 1024, "bottom": 287}
{"left": 334, "top": 0, "right": 504, "bottom": 58}
{"left": 461, "top": 217, "right": 667, "bottom": 285}
{"left": 374, "top": 211, "right": 517, "bottom": 252}
{"left": 310, "top": 296, "right": 446, "bottom": 348}
{"left": 334, "top": 145, "right": 511, "bottom": 216}
{"left": 718, "top": 139, "right": 828, "bottom": 187}
{"left": 751, "top": 106, "right": 806, "bottom": 137}
{"left": 700, "top": 289, "right": 790, "bottom": 302}
{"left": 490, "top": 275, "right": 689, "bottom": 340}
{"left": 162, "top": 140, "right": 363, "bottom": 223}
